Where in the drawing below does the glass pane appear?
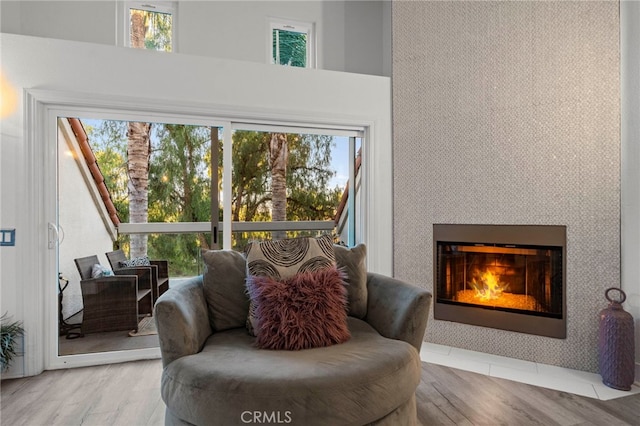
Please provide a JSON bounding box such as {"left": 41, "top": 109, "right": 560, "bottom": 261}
{"left": 272, "top": 28, "right": 307, "bottom": 67}
{"left": 82, "top": 120, "right": 218, "bottom": 225}
{"left": 57, "top": 117, "right": 220, "bottom": 356}
{"left": 436, "top": 242, "right": 563, "bottom": 316}
{"left": 130, "top": 8, "right": 172, "bottom": 52}
{"left": 117, "top": 233, "right": 211, "bottom": 278}
{"left": 232, "top": 230, "right": 328, "bottom": 252}
{"left": 58, "top": 120, "right": 96, "bottom": 349}
{"left": 334, "top": 136, "right": 361, "bottom": 246}
{"left": 230, "top": 130, "right": 346, "bottom": 249}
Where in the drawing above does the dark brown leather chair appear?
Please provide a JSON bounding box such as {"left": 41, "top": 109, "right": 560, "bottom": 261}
{"left": 74, "top": 255, "right": 152, "bottom": 334}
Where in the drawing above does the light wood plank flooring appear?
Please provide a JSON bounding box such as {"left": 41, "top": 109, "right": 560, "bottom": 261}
{"left": 2, "top": 360, "right": 639, "bottom": 425}
{"left": 58, "top": 325, "right": 159, "bottom": 355}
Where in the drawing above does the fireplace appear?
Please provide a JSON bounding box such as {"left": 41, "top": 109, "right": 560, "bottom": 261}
{"left": 433, "top": 224, "right": 566, "bottom": 338}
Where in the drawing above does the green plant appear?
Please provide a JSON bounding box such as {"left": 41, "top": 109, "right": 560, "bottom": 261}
{"left": 1, "top": 313, "right": 24, "bottom": 372}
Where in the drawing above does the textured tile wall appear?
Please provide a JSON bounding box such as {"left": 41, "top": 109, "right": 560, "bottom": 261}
{"left": 392, "top": 1, "right": 620, "bottom": 372}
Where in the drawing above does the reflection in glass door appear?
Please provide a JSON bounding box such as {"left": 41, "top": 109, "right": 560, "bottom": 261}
{"left": 227, "top": 126, "right": 362, "bottom": 251}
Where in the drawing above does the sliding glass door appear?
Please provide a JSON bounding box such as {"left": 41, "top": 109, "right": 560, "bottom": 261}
{"left": 53, "top": 111, "right": 364, "bottom": 363}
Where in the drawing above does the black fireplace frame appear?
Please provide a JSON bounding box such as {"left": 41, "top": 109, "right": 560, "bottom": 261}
{"left": 433, "top": 224, "right": 567, "bottom": 339}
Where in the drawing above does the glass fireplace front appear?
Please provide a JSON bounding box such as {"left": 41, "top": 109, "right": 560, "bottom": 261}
{"left": 433, "top": 224, "right": 566, "bottom": 338}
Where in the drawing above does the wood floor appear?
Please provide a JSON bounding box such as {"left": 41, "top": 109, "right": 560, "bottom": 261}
{"left": 58, "top": 322, "right": 159, "bottom": 355}
{"left": 417, "top": 363, "right": 640, "bottom": 426}
{"left": 2, "top": 360, "right": 639, "bottom": 426}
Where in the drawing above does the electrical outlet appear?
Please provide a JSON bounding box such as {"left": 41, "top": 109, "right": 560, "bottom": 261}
{"left": 0, "top": 229, "right": 16, "bottom": 246}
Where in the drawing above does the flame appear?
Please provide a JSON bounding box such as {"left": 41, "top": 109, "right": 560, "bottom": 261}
{"left": 469, "top": 269, "right": 509, "bottom": 301}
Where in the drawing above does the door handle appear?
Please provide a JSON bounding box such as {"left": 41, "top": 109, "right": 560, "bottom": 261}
{"left": 48, "top": 222, "right": 64, "bottom": 248}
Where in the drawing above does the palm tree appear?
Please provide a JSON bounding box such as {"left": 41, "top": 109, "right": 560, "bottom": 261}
{"left": 269, "top": 133, "right": 288, "bottom": 240}
{"left": 128, "top": 10, "right": 151, "bottom": 257}
{"left": 127, "top": 122, "right": 151, "bottom": 257}
{"left": 130, "top": 9, "right": 147, "bottom": 49}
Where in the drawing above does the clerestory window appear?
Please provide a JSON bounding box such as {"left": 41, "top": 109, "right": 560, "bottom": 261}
{"left": 269, "top": 19, "right": 315, "bottom": 68}
{"left": 123, "top": 1, "right": 176, "bottom": 52}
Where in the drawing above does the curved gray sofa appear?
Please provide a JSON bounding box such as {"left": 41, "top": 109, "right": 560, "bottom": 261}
{"left": 155, "top": 272, "right": 431, "bottom": 426}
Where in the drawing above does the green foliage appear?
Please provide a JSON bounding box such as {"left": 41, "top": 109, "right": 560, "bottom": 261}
{"left": 148, "top": 124, "right": 212, "bottom": 223}
{"left": 273, "top": 29, "right": 307, "bottom": 67}
{"left": 95, "top": 149, "right": 129, "bottom": 222}
{"left": 231, "top": 130, "right": 271, "bottom": 222}
{"left": 90, "top": 122, "right": 342, "bottom": 276}
{"left": 287, "top": 134, "right": 341, "bottom": 220}
{"left": 229, "top": 131, "right": 340, "bottom": 249}
{"left": 134, "top": 9, "right": 172, "bottom": 52}
{"left": 147, "top": 124, "right": 212, "bottom": 275}
{"left": 1, "top": 313, "right": 24, "bottom": 372}
{"left": 88, "top": 121, "right": 130, "bottom": 222}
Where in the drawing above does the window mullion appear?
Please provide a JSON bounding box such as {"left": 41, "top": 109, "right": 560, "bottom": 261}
{"left": 210, "top": 127, "right": 220, "bottom": 249}
{"left": 233, "top": 122, "right": 363, "bottom": 138}
{"left": 222, "top": 123, "right": 233, "bottom": 249}
{"left": 275, "top": 29, "right": 280, "bottom": 64}
{"left": 348, "top": 136, "right": 356, "bottom": 246}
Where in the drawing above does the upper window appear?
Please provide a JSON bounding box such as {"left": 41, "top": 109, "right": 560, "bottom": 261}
{"left": 125, "top": 1, "right": 175, "bottom": 52}
{"left": 269, "top": 19, "right": 315, "bottom": 68}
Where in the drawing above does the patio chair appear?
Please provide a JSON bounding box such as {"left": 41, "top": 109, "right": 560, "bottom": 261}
{"left": 74, "top": 255, "right": 152, "bottom": 334}
{"left": 106, "top": 250, "right": 169, "bottom": 305}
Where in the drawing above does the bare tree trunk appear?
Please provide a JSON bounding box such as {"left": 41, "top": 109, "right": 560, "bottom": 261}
{"left": 128, "top": 12, "right": 150, "bottom": 258}
{"left": 128, "top": 122, "right": 151, "bottom": 258}
{"left": 130, "top": 9, "right": 147, "bottom": 49}
{"left": 270, "top": 133, "right": 288, "bottom": 240}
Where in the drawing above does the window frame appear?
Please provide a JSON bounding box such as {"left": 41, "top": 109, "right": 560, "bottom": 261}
{"left": 118, "top": 122, "right": 362, "bottom": 249}
{"left": 119, "top": 1, "right": 177, "bottom": 52}
{"left": 57, "top": 114, "right": 362, "bottom": 251}
{"left": 268, "top": 18, "right": 316, "bottom": 69}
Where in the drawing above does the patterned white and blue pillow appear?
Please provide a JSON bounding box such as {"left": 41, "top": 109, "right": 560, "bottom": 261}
{"left": 119, "top": 256, "right": 151, "bottom": 268}
{"left": 91, "top": 264, "right": 114, "bottom": 278}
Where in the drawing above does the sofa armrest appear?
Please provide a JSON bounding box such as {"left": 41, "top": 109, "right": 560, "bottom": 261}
{"left": 364, "top": 272, "right": 432, "bottom": 352}
{"left": 154, "top": 276, "right": 212, "bottom": 367}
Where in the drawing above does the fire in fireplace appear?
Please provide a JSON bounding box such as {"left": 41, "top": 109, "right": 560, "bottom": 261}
{"left": 433, "top": 224, "right": 566, "bottom": 338}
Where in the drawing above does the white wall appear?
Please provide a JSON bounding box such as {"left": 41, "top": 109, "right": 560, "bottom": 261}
{"left": 58, "top": 120, "right": 116, "bottom": 320}
{"left": 0, "top": 32, "right": 391, "bottom": 377}
{"left": 0, "top": 0, "right": 389, "bottom": 76}
{"left": 0, "top": 0, "right": 116, "bottom": 45}
{"left": 0, "top": 126, "right": 24, "bottom": 377}
{"left": 343, "top": 1, "right": 383, "bottom": 75}
{"left": 177, "top": 1, "right": 323, "bottom": 66}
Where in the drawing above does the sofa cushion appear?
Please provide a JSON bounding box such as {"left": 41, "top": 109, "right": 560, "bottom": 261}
{"left": 202, "top": 249, "right": 249, "bottom": 332}
{"left": 246, "top": 266, "right": 350, "bottom": 350}
{"left": 334, "top": 243, "right": 368, "bottom": 319}
{"left": 245, "top": 234, "right": 337, "bottom": 335}
{"left": 245, "top": 234, "right": 336, "bottom": 279}
{"left": 161, "top": 317, "right": 421, "bottom": 426}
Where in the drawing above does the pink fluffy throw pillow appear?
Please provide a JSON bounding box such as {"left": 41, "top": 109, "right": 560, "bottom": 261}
{"left": 246, "top": 266, "right": 351, "bottom": 350}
